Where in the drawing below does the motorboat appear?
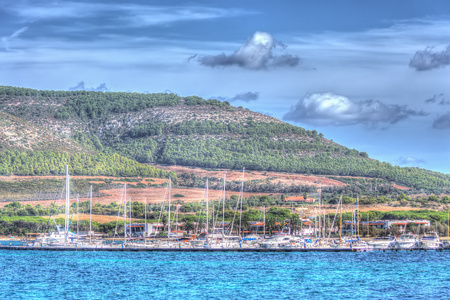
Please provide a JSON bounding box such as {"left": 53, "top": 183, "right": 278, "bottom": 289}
{"left": 417, "top": 232, "right": 440, "bottom": 249}
{"left": 331, "top": 237, "right": 373, "bottom": 251}
{"left": 393, "top": 234, "right": 419, "bottom": 249}
{"left": 260, "top": 234, "right": 293, "bottom": 249}
{"left": 368, "top": 236, "right": 396, "bottom": 250}
{"left": 189, "top": 240, "right": 206, "bottom": 248}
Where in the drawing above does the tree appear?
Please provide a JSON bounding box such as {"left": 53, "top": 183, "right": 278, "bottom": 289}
{"left": 428, "top": 195, "right": 438, "bottom": 202}
{"left": 266, "top": 216, "right": 277, "bottom": 235}
{"left": 184, "top": 219, "right": 195, "bottom": 234}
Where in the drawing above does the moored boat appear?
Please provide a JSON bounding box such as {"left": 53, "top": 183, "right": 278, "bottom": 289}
{"left": 417, "top": 232, "right": 440, "bottom": 249}
{"left": 331, "top": 237, "right": 373, "bottom": 251}
{"left": 393, "top": 234, "right": 419, "bottom": 249}
{"left": 260, "top": 233, "right": 293, "bottom": 249}
{"left": 368, "top": 236, "right": 396, "bottom": 250}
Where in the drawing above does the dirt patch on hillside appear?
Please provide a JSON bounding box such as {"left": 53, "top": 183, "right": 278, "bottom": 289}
{"left": 0, "top": 187, "right": 273, "bottom": 208}
{"left": 322, "top": 204, "right": 423, "bottom": 214}
{"left": 90, "top": 187, "right": 272, "bottom": 205}
{"left": 392, "top": 184, "right": 411, "bottom": 191}
{"left": 152, "top": 165, "right": 346, "bottom": 187}
{"left": 49, "top": 214, "right": 139, "bottom": 223}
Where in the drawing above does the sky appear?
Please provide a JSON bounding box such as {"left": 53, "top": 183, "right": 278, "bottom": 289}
{"left": 1, "top": 0, "right": 450, "bottom": 174}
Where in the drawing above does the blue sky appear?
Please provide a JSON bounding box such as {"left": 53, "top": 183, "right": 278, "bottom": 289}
{"left": 1, "top": 0, "right": 450, "bottom": 173}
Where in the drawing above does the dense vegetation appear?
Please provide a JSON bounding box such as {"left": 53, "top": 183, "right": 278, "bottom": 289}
{"left": 54, "top": 92, "right": 180, "bottom": 120}
{"left": 2, "top": 198, "right": 450, "bottom": 237}
{"left": 153, "top": 138, "right": 449, "bottom": 191}
{"left": 127, "top": 120, "right": 324, "bottom": 138}
{"left": 1, "top": 85, "right": 449, "bottom": 193}
{"left": 0, "top": 150, "right": 175, "bottom": 178}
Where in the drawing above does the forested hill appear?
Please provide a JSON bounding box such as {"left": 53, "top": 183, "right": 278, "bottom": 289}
{"left": 0, "top": 85, "right": 449, "bottom": 191}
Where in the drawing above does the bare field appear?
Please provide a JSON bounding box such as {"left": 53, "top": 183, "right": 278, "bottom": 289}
{"left": 0, "top": 186, "right": 274, "bottom": 208}
{"left": 392, "top": 184, "right": 411, "bottom": 191}
{"left": 152, "top": 165, "right": 347, "bottom": 187}
{"left": 49, "top": 213, "right": 139, "bottom": 223}
{"left": 322, "top": 204, "right": 423, "bottom": 214}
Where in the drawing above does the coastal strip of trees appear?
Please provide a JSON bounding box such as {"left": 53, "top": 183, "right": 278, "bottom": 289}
{"left": 0, "top": 150, "right": 176, "bottom": 178}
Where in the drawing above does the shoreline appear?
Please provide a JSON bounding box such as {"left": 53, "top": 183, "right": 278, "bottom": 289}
{"left": 1, "top": 245, "right": 448, "bottom": 252}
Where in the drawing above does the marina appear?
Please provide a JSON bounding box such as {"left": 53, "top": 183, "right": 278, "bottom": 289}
{"left": 0, "top": 241, "right": 450, "bottom": 252}
{"left": 3, "top": 166, "right": 448, "bottom": 254}
{"left": 1, "top": 245, "right": 449, "bottom": 252}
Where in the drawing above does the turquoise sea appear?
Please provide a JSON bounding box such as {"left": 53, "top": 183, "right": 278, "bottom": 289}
{"left": 1, "top": 250, "right": 449, "bottom": 299}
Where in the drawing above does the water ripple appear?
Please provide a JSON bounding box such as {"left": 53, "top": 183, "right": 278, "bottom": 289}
{"left": 0, "top": 250, "right": 449, "bottom": 299}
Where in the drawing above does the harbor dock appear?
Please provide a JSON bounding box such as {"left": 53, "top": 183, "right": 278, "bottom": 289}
{"left": 0, "top": 245, "right": 448, "bottom": 252}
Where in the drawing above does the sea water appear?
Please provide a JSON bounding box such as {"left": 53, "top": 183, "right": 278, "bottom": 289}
{"left": 1, "top": 250, "right": 449, "bottom": 299}
{"left": 0, "top": 240, "right": 26, "bottom": 246}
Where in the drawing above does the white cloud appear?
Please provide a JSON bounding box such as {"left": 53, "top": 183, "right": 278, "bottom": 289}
{"left": 196, "top": 32, "right": 300, "bottom": 70}
{"left": 290, "top": 19, "right": 450, "bottom": 70}
{"left": 6, "top": 2, "right": 97, "bottom": 20}
{"left": 6, "top": 2, "right": 252, "bottom": 27}
{"left": 283, "top": 93, "right": 427, "bottom": 128}
{"left": 121, "top": 6, "right": 248, "bottom": 27}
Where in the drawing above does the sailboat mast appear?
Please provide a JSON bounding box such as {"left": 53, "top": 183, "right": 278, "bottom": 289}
{"left": 129, "top": 196, "right": 132, "bottom": 240}
{"left": 76, "top": 195, "right": 79, "bottom": 239}
{"left": 356, "top": 196, "right": 359, "bottom": 236}
{"left": 65, "top": 165, "right": 70, "bottom": 245}
{"left": 322, "top": 186, "right": 326, "bottom": 239}
{"left": 144, "top": 196, "right": 147, "bottom": 245}
{"left": 223, "top": 172, "right": 226, "bottom": 237}
{"left": 263, "top": 205, "right": 266, "bottom": 238}
{"left": 239, "top": 168, "right": 244, "bottom": 238}
{"left": 339, "top": 195, "right": 343, "bottom": 242}
{"left": 318, "top": 184, "right": 321, "bottom": 238}
{"left": 314, "top": 207, "right": 317, "bottom": 238}
{"left": 124, "top": 184, "right": 127, "bottom": 244}
{"left": 367, "top": 212, "right": 369, "bottom": 237}
{"left": 176, "top": 205, "right": 179, "bottom": 234}
{"left": 168, "top": 178, "right": 171, "bottom": 239}
{"left": 206, "top": 178, "right": 209, "bottom": 239}
{"left": 301, "top": 201, "right": 303, "bottom": 237}
{"left": 89, "top": 185, "right": 92, "bottom": 243}
{"left": 351, "top": 209, "right": 356, "bottom": 240}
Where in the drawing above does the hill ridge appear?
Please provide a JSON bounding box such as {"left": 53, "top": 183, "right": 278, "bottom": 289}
{"left": 0, "top": 85, "right": 448, "bottom": 192}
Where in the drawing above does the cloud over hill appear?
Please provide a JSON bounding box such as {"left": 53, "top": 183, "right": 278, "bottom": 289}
{"left": 284, "top": 93, "right": 427, "bottom": 128}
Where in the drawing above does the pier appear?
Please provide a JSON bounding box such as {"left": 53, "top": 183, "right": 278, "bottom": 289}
{"left": 0, "top": 245, "right": 448, "bottom": 252}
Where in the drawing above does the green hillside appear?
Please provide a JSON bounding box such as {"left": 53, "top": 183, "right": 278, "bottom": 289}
{"left": 0, "top": 85, "right": 449, "bottom": 191}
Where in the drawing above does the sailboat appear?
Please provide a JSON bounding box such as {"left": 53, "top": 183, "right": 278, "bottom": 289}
{"left": 208, "top": 172, "right": 235, "bottom": 247}
{"left": 38, "top": 165, "right": 78, "bottom": 247}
